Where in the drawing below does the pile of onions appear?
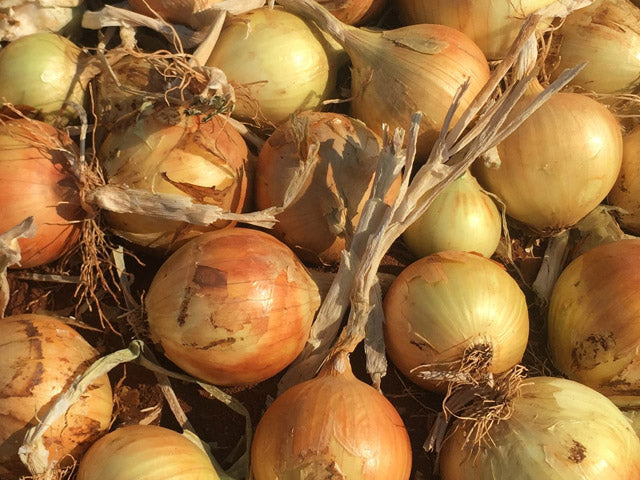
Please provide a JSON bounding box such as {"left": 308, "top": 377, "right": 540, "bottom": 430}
{"left": 402, "top": 171, "right": 501, "bottom": 258}
{"left": 317, "top": 0, "right": 386, "bottom": 25}
{"left": 255, "top": 111, "right": 398, "bottom": 265}
{"left": 548, "top": 239, "right": 640, "bottom": 395}
{"left": 473, "top": 79, "right": 623, "bottom": 233}
{"left": 383, "top": 251, "right": 529, "bottom": 392}
{"left": 99, "top": 105, "right": 249, "bottom": 253}
{"left": 251, "top": 351, "right": 412, "bottom": 479}
{"left": 439, "top": 376, "right": 640, "bottom": 478}
{"left": 0, "top": 117, "right": 83, "bottom": 268}
{"left": 145, "top": 227, "right": 321, "bottom": 386}
{"left": 0, "top": 314, "right": 113, "bottom": 477}
{"left": 77, "top": 425, "right": 220, "bottom": 480}
{"left": 609, "top": 125, "right": 640, "bottom": 234}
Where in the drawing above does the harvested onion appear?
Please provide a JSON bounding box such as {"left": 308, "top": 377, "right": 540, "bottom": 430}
{"left": 0, "top": 0, "right": 84, "bottom": 42}
{"left": 609, "top": 125, "right": 640, "bottom": 234}
{"left": 317, "top": 0, "right": 386, "bottom": 25}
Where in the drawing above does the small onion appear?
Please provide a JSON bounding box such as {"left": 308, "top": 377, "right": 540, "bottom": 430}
{"left": 317, "top": 0, "right": 387, "bottom": 25}
{"left": 402, "top": 171, "right": 501, "bottom": 258}
{"left": 440, "top": 376, "right": 640, "bottom": 478}
{"left": 145, "top": 227, "right": 321, "bottom": 386}
{"left": 383, "top": 251, "right": 529, "bottom": 392}
{"left": 0, "top": 314, "right": 113, "bottom": 478}
{"left": 609, "top": 125, "right": 640, "bottom": 234}
{"left": 251, "top": 351, "right": 412, "bottom": 479}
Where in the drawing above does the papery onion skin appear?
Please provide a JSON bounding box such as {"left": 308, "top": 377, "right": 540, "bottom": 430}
{"left": 251, "top": 352, "right": 412, "bottom": 480}
{"left": 145, "top": 227, "right": 321, "bottom": 386}
{"left": 440, "top": 376, "right": 640, "bottom": 479}
{"left": 317, "top": 0, "right": 387, "bottom": 25}
{"left": 0, "top": 118, "right": 83, "bottom": 268}
{"left": 0, "top": 314, "right": 113, "bottom": 478}
{"left": 0, "top": 0, "right": 84, "bottom": 42}
{"left": 609, "top": 126, "right": 640, "bottom": 234}
{"left": 548, "top": 239, "right": 640, "bottom": 395}
{"left": 383, "top": 251, "right": 529, "bottom": 392}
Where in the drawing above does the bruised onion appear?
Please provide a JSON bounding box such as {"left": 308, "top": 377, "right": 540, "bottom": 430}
{"left": 145, "top": 227, "right": 321, "bottom": 386}
{"left": 251, "top": 351, "right": 412, "bottom": 479}
{"left": 0, "top": 314, "right": 113, "bottom": 477}
{"left": 609, "top": 125, "right": 640, "bottom": 234}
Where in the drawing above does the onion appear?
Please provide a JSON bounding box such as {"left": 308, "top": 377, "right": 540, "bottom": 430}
{"left": 0, "top": 0, "right": 84, "bottom": 42}
{"left": 77, "top": 425, "right": 219, "bottom": 480}
{"left": 255, "top": 111, "right": 399, "bottom": 265}
{"left": 440, "top": 376, "right": 640, "bottom": 478}
{"left": 548, "top": 239, "right": 640, "bottom": 395}
{"left": 145, "top": 227, "right": 321, "bottom": 386}
{"left": 473, "top": 80, "right": 623, "bottom": 233}
{"left": 277, "top": 0, "right": 490, "bottom": 160}
{"left": 402, "top": 171, "right": 501, "bottom": 258}
{"left": 0, "top": 118, "right": 83, "bottom": 268}
{"left": 0, "top": 314, "right": 113, "bottom": 477}
{"left": 609, "top": 125, "right": 640, "bottom": 234}
{"left": 0, "top": 32, "right": 87, "bottom": 125}
{"left": 383, "top": 250, "right": 529, "bottom": 392}
{"left": 99, "top": 105, "right": 249, "bottom": 253}
{"left": 317, "top": 0, "right": 387, "bottom": 25}
{"left": 251, "top": 351, "right": 412, "bottom": 479}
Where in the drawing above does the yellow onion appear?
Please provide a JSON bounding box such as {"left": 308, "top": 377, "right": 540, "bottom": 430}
{"left": 473, "top": 80, "right": 623, "bottom": 233}
{"left": 0, "top": 32, "right": 86, "bottom": 125}
{"left": 255, "top": 111, "right": 399, "bottom": 265}
{"left": 383, "top": 251, "right": 529, "bottom": 392}
{"left": 0, "top": 314, "right": 113, "bottom": 478}
{"left": 145, "top": 227, "right": 321, "bottom": 386}
{"left": 0, "top": 0, "right": 84, "bottom": 42}
{"left": 440, "top": 376, "right": 640, "bottom": 478}
{"left": 77, "top": 425, "right": 219, "bottom": 480}
{"left": 548, "top": 239, "right": 640, "bottom": 395}
{"left": 251, "top": 351, "right": 412, "bottom": 479}
{"left": 277, "top": 0, "right": 490, "bottom": 160}
{"left": 0, "top": 118, "right": 83, "bottom": 268}
{"left": 317, "top": 0, "right": 387, "bottom": 25}
{"left": 206, "top": 7, "right": 343, "bottom": 127}
{"left": 402, "top": 171, "right": 501, "bottom": 258}
{"left": 609, "top": 125, "right": 640, "bottom": 234}
{"left": 99, "top": 105, "right": 249, "bottom": 253}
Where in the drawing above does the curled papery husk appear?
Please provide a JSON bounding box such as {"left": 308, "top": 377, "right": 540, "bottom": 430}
{"left": 609, "top": 125, "right": 640, "bottom": 234}
{"left": 99, "top": 105, "right": 249, "bottom": 253}
{"left": 0, "top": 314, "right": 113, "bottom": 478}
{"left": 0, "top": 0, "right": 84, "bottom": 42}
{"left": 145, "top": 227, "right": 321, "bottom": 386}
{"left": 317, "top": 0, "right": 387, "bottom": 25}
{"left": 440, "top": 376, "right": 640, "bottom": 478}
{"left": 77, "top": 425, "right": 219, "bottom": 480}
{"left": 383, "top": 251, "right": 529, "bottom": 392}
{"left": 255, "top": 111, "right": 399, "bottom": 265}
{"left": 0, "top": 118, "right": 83, "bottom": 268}
{"left": 548, "top": 239, "right": 640, "bottom": 395}
{"left": 251, "top": 352, "right": 412, "bottom": 479}
{"left": 473, "top": 81, "right": 623, "bottom": 233}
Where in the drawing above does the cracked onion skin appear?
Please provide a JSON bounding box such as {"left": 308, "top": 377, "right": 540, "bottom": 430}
{"left": 145, "top": 227, "right": 321, "bottom": 386}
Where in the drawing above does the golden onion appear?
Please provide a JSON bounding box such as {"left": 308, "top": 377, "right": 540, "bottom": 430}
{"left": 609, "top": 125, "right": 640, "bottom": 234}
{"left": 317, "top": 0, "right": 386, "bottom": 25}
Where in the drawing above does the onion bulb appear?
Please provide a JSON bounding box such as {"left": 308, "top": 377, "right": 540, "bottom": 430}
{"left": 255, "top": 111, "right": 399, "bottom": 265}
{"left": 440, "top": 376, "right": 640, "bottom": 478}
{"left": 548, "top": 239, "right": 640, "bottom": 395}
{"left": 609, "top": 125, "right": 640, "bottom": 234}
{"left": 473, "top": 80, "right": 623, "bottom": 233}
{"left": 145, "top": 227, "right": 321, "bottom": 386}
{"left": 0, "top": 314, "right": 113, "bottom": 478}
{"left": 251, "top": 351, "right": 412, "bottom": 479}
{"left": 402, "top": 171, "right": 501, "bottom": 258}
{"left": 0, "top": 0, "right": 84, "bottom": 42}
{"left": 317, "top": 0, "right": 387, "bottom": 25}
{"left": 77, "top": 425, "right": 219, "bottom": 480}
{"left": 0, "top": 118, "right": 83, "bottom": 268}
{"left": 383, "top": 251, "right": 529, "bottom": 392}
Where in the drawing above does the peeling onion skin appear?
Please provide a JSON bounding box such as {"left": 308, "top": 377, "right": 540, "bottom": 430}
{"left": 76, "top": 425, "right": 220, "bottom": 480}
{"left": 145, "top": 228, "right": 321, "bottom": 386}
{"left": 440, "top": 377, "right": 640, "bottom": 479}
{"left": 251, "top": 352, "right": 412, "bottom": 480}
{"left": 383, "top": 251, "right": 529, "bottom": 392}
{"left": 609, "top": 126, "right": 640, "bottom": 234}
{"left": 0, "top": 314, "right": 113, "bottom": 478}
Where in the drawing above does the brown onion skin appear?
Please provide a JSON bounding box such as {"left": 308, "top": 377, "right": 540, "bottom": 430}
{"left": 609, "top": 125, "right": 640, "bottom": 234}
{"left": 318, "top": 0, "right": 387, "bottom": 25}
{"left": 251, "top": 352, "right": 412, "bottom": 479}
{"left": 0, "top": 314, "right": 113, "bottom": 477}
{"left": 0, "top": 118, "right": 82, "bottom": 268}
{"left": 145, "top": 227, "right": 321, "bottom": 386}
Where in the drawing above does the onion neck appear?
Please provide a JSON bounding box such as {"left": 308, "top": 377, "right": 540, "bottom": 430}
{"left": 276, "top": 0, "right": 350, "bottom": 45}
{"left": 318, "top": 350, "right": 354, "bottom": 379}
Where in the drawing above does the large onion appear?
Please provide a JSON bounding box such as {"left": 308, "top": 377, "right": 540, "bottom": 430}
{"left": 145, "top": 227, "right": 321, "bottom": 386}
{"left": 251, "top": 351, "right": 412, "bottom": 479}
{"left": 0, "top": 314, "right": 113, "bottom": 477}
{"left": 609, "top": 125, "right": 640, "bottom": 234}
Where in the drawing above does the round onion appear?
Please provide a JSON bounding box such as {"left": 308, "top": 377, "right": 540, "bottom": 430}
{"left": 440, "top": 376, "right": 640, "bottom": 478}
{"left": 383, "top": 251, "right": 529, "bottom": 392}
{"left": 609, "top": 125, "right": 640, "bottom": 234}
{"left": 77, "top": 425, "right": 220, "bottom": 480}
{"left": 0, "top": 314, "right": 113, "bottom": 478}
{"left": 0, "top": 118, "right": 83, "bottom": 268}
{"left": 251, "top": 351, "right": 412, "bottom": 479}
{"left": 317, "top": 0, "right": 387, "bottom": 25}
{"left": 145, "top": 227, "right": 321, "bottom": 386}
